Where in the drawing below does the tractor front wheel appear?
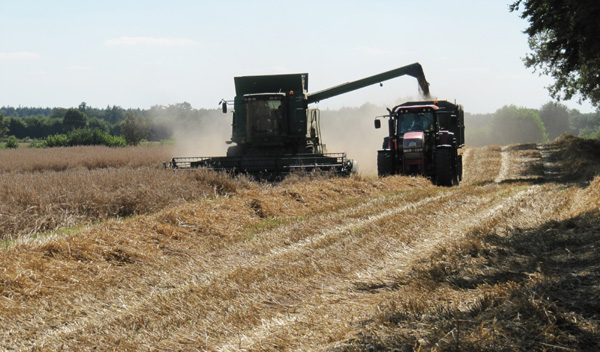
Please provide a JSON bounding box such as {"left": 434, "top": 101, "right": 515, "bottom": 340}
{"left": 377, "top": 150, "right": 394, "bottom": 177}
{"left": 435, "top": 148, "right": 455, "bottom": 186}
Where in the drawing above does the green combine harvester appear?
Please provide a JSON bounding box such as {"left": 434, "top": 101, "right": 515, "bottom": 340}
{"left": 165, "top": 62, "right": 430, "bottom": 178}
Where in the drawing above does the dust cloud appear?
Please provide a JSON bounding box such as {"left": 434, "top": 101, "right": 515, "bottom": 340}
{"left": 320, "top": 95, "right": 432, "bottom": 175}
{"left": 162, "top": 96, "right": 432, "bottom": 175}
{"left": 167, "top": 109, "right": 231, "bottom": 158}
{"left": 320, "top": 103, "right": 386, "bottom": 175}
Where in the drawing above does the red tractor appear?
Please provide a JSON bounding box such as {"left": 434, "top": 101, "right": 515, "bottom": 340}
{"left": 374, "top": 100, "right": 465, "bottom": 186}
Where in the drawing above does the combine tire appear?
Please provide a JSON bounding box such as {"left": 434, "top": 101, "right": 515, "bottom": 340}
{"left": 435, "top": 148, "right": 455, "bottom": 186}
{"left": 377, "top": 150, "right": 394, "bottom": 176}
{"left": 226, "top": 145, "right": 242, "bottom": 157}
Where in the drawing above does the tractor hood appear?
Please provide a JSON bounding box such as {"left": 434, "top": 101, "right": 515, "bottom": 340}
{"left": 403, "top": 131, "right": 425, "bottom": 141}
{"left": 403, "top": 131, "right": 425, "bottom": 150}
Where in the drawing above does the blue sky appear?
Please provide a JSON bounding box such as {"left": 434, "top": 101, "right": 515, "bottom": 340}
{"left": 0, "top": 0, "right": 596, "bottom": 113}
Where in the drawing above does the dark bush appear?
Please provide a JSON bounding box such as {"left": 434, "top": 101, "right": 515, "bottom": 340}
{"left": 42, "top": 129, "right": 126, "bottom": 148}
{"left": 5, "top": 136, "right": 19, "bottom": 149}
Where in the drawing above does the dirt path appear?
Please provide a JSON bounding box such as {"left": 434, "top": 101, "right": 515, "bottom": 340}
{"left": 1, "top": 143, "right": 598, "bottom": 351}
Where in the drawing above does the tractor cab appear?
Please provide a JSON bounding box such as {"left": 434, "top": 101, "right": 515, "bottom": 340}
{"left": 395, "top": 105, "right": 438, "bottom": 134}
{"left": 375, "top": 105, "right": 438, "bottom": 151}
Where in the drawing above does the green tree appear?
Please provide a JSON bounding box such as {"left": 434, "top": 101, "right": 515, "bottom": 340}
{"left": 63, "top": 108, "right": 89, "bottom": 132}
{"left": 104, "top": 105, "right": 125, "bottom": 124}
{"left": 0, "top": 113, "right": 7, "bottom": 139}
{"left": 120, "top": 112, "right": 149, "bottom": 145}
{"left": 24, "top": 116, "right": 44, "bottom": 139}
{"left": 540, "top": 101, "right": 570, "bottom": 140}
{"left": 42, "top": 117, "right": 64, "bottom": 136}
{"left": 489, "top": 105, "right": 547, "bottom": 145}
{"left": 5, "top": 135, "right": 19, "bottom": 149}
{"left": 88, "top": 117, "right": 111, "bottom": 133}
{"left": 6, "top": 117, "right": 28, "bottom": 139}
{"left": 50, "top": 107, "right": 67, "bottom": 119}
{"left": 569, "top": 109, "right": 600, "bottom": 136}
{"left": 511, "top": 0, "right": 600, "bottom": 107}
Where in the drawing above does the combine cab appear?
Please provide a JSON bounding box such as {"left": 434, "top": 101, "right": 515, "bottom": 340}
{"left": 166, "top": 63, "right": 430, "bottom": 178}
{"left": 374, "top": 100, "right": 465, "bottom": 186}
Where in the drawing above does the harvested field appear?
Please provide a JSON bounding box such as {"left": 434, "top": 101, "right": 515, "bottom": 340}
{"left": 1, "top": 137, "right": 600, "bottom": 351}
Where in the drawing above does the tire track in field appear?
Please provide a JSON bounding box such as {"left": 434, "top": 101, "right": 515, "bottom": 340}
{"left": 495, "top": 145, "right": 510, "bottom": 183}
{"left": 186, "top": 190, "right": 459, "bottom": 349}
{"left": 216, "top": 146, "right": 570, "bottom": 350}
{"left": 538, "top": 143, "right": 563, "bottom": 183}
{"left": 18, "top": 188, "right": 444, "bottom": 351}
{"left": 220, "top": 184, "right": 546, "bottom": 350}
{"left": 147, "top": 191, "right": 452, "bottom": 347}
{"left": 461, "top": 146, "right": 502, "bottom": 185}
{"left": 460, "top": 147, "right": 473, "bottom": 175}
{"left": 265, "top": 192, "right": 448, "bottom": 258}
{"left": 221, "top": 146, "right": 554, "bottom": 350}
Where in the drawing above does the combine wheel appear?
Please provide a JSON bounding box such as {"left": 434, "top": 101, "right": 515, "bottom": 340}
{"left": 226, "top": 145, "right": 242, "bottom": 157}
{"left": 377, "top": 150, "right": 394, "bottom": 176}
{"left": 435, "top": 148, "right": 455, "bottom": 186}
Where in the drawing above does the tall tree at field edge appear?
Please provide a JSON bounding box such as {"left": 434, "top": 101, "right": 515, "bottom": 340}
{"left": 120, "top": 112, "right": 149, "bottom": 146}
{"left": 511, "top": 0, "right": 600, "bottom": 108}
{"left": 63, "top": 108, "right": 89, "bottom": 132}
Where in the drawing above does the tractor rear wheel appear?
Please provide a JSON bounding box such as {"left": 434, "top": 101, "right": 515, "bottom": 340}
{"left": 435, "top": 148, "right": 455, "bottom": 186}
{"left": 377, "top": 150, "right": 394, "bottom": 177}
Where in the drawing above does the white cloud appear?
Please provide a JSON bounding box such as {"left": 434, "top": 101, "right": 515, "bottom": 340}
{"left": 104, "top": 36, "right": 197, "bottom": 47}
{"left": 0, "top": 52, "right": 40, "bottom": 60}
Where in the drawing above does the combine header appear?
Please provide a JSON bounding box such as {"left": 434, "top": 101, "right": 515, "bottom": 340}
{"left": 165, "top": 63, "right": 430, "bottom": 178}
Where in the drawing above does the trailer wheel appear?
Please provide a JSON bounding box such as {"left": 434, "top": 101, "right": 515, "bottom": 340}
{"left": 435, "top": 148, "right": 455, "bottom": 186}
{"left": 377, "top": 150, "right": 394, "bottom": 177}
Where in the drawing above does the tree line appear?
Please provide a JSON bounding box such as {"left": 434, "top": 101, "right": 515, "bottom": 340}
{"left": 1, "top": 100, "right": 599, "bottom": 149}
{"left": 0, "top": 102, "right": 222, "bottom": 148}
{"left": 466, "top": 101, "right": 600, "bottom": 146}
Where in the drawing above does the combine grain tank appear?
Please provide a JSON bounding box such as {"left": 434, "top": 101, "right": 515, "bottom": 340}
{"left": 166, "top": 63, "right": 430, "bottom": 178}
{"left": 374, "top": 100, "right": 465, "bottom": 186}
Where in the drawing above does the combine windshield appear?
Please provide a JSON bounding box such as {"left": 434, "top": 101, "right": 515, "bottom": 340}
{"left": 245, "top": 94, "right": 284, "bottom": 138}
{"left": 397, "top": 112, "right": 434, "bottom": 134}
